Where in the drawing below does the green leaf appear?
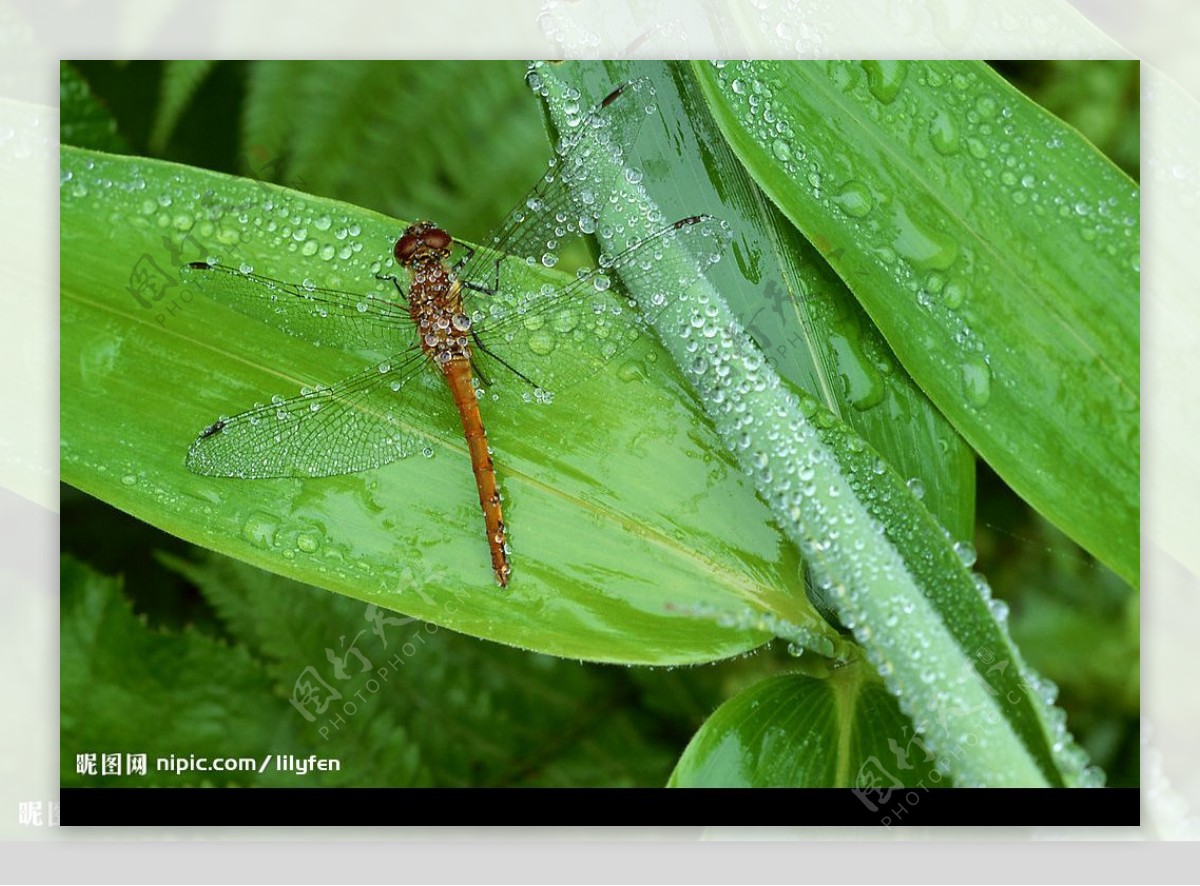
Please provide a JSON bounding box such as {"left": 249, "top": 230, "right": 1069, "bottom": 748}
{"left": 669, "top": 670, "right": 943, "bottom": 787}
{"left": 693, "top": 60, "right": 1139, "bottom": 587}
{"left": 149, "top": 60, "right": 217, "bottom": 154}
{"left": 534, "top": 61, "right": 1101, "bottom": 786}
{"left": 60, "top": 143, "right": 843, "bottom": 666}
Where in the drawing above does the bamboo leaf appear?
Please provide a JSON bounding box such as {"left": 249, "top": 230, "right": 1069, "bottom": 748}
{"left": 60, "top": 144, "right": 844, "bottom": 666}
{"left": 535, "top": 61, "right": 1105, "bottom": 786}
{"left": 693, "top": 60, "right": 1139, "bottom": 587}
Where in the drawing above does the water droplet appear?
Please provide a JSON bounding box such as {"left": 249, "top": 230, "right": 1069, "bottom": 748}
{"left": 832, "top": 180, "right": 874, "bottom": 218}
{"left": 296, "top": 530, "right": 321, "bottom": 553}
{"left": 528, "top": 329, "right": 554, "bottom": 356}
{"left": 861, "top": 60, "right": 908, "bottom": 104}
{"left": 891, "top": 203, "right": 959, "bottom": 271}
{"left": 966, "top": 138, "right": 988, "bottom": 160}
{"left": 242, "top": 511, "right": 278, "bottom": 548}
{"left": 961, "top": 357, "right": 991, "bottom": 407}
{"left": 953, "top": 540, "right": 977, "bottom": 567}
{"left": 974, "top": 95, "right": 998, "bottom": 120}
{"left": 942, "top": 279, "right": 965, "bottom": 309}
{"left": 928, "top": 110, "right": 960, "bottom": 155}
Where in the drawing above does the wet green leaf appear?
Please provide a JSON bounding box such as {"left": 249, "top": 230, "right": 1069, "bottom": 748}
{"left": 694, "top": 60, "right": 1139, "bottom": 587}
{"left": 60, "top": 144, "right": 842, "bottom": 665}
{"left": 535, "top": 62, "right": 1104, "bottom": 786}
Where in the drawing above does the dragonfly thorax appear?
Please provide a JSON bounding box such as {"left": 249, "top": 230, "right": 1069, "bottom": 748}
{"left": 401, "top": 224, "right": 471, "bottom": 367}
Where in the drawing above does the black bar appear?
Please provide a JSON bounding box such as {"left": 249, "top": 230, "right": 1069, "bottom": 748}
{"left": 61, "top": 788, "right": 1139, "bottom": 827}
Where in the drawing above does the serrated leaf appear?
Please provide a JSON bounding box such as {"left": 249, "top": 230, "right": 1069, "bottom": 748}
{"left": 60, "top": 62, "right": 127, "bottom": 153}
{"left": 240, "top": 60, "right": 547, "bottom": 243}
{"left": 151, "top": 551, "right": 683, "bottom": 786}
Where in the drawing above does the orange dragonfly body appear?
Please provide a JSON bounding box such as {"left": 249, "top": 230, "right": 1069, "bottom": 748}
{"left": 394, "top": 221, "right": 511, "bottom": 585}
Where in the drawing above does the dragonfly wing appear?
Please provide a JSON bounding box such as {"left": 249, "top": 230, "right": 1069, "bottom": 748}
{"left": 186, "top": 348, "right": 453, "bottom": 478}
{"left": 456, "top": 78, "right": 661, "bottom": 291}
{"left": 470, "top": 215, "right": 731, "bottom": 395}
{"left": 180, "top": 262, "right": 410, "bottom": 354}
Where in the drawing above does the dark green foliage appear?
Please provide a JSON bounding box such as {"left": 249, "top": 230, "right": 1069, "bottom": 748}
{"left": 60, "top": 62, "right": 126, "bottom": 153}
{"left": 62, "top": 550, "right": 711, "bottom": 787}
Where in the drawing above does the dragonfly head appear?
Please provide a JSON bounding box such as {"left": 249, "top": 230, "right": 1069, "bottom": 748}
{"left": 395, "top": 221, "right": 453, "bottom": 267}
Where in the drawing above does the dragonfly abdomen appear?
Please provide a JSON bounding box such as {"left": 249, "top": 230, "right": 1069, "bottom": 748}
{"left": 443, "top": 358, "right": 511, "bottom": 587}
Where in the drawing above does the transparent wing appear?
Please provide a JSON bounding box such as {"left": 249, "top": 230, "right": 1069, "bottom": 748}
{"left": 185, "top": 347, "right": 455, "bottom": 478}
{"left": 469, "top": 215, "right": 732, "bottom": 395}
{"left": 183, "top": 78, "right": 729, "bottom": 482}
{"left": 455, "top": 78, "right": 661, "bottom": 292}
{"left": 179, "top": 262, "right": 410, "bottom": 354}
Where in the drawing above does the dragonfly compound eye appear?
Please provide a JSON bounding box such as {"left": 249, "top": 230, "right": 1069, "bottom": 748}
{"left": 394, "top": 230, "right": 421, "bottom": 264}
{"left": 422, "top": 226, "right": 453, "bottom": 253}
{"left": 395, "top": 222, "right": 453, "bottom": 264}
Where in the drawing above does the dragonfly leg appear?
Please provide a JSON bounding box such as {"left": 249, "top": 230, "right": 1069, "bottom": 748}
{"left": 452, "top": 244, "right": 476, "bottom": 274}
{"left": 470, "top": 328, "right": 541, "bottom": 389}
{"left": 461, "top": 254, "right": 503, "bottom": 298}
{"left": 375, "top": 273, "right": 409, "bottom": 303}
{"left": 470, "top": 354, "right": 493, "bottom": 388}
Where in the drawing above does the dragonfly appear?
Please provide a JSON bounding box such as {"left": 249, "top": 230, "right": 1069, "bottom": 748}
{"left": 182, "top": 78, "right": 730, "bottom": 588}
